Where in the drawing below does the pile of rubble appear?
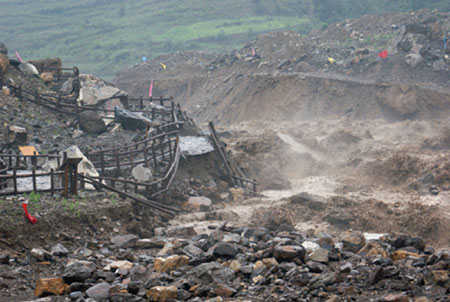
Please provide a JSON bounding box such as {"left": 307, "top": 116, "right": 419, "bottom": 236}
{"left": 1, "top": 226, "right": 448, "bottom": 301}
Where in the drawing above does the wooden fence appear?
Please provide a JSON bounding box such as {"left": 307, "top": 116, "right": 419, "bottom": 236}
{"left": 208, "top": 122, "right": 259, "bottom": 194}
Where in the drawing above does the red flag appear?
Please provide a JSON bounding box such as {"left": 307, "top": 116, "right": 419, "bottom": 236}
{"left": 378, "top": 50, "right": 388, "bottom": 59}
{"left": 15, "top": 51, "right": 23, "bottom": 63}
{"left": 148, "top": 80, "right": 153, "bottom": 97}
{"left": 22, "top": 202, "right": 37, "bottom": 224}
{"left": 251, "top": 47, "right": 256, "bottom": 57}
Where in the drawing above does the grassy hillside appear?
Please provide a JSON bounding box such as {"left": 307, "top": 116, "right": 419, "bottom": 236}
{"left": 1, "top": 0, "right": 448, "bottom": 79}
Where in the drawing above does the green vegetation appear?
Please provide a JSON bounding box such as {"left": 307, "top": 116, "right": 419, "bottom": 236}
{"left": 1, "top": 0, "right": 448, "bottom": 79}
{"left": 26, "top": 191, "right": 41, "bottom": 212}
{"left": 62, "top": 197, "right": 80, "bottom": 217}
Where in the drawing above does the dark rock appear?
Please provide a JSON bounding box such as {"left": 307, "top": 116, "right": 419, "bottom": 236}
{"left": 273, "top": 245, "right": 305, "bottom": 262}
{"left": 177, "top": 289, "right": 192, "bottom": 301}
{"left": 397, "top": 38, "right": 413, "bottom": 52}
{"left": 240, "top": 227, "right": 270, "bottom": 240}
{"left": 111, "top": 234, "right": 138, "bottom": 248}
{"left": 0, "top": 252, "right": 9, "bottom": 264}
{"left": 110, "top": 293, "right": 144, "bottom": 302}
{"left": 63, "top": 261, "right": 95, "bottom": 283}
{"left": 79, "top": 111, "right": 106, "bottom": 135}
{"left": 86, "top": 283, "right": 110, "bottom": 301}
{"left": 213, "top": 242, "right": 238, "bottom": 258}
{"left": 51, "top": 243, "right": 69, "bottom": 257}
{"left": 189, "top": 262, "right": 236, "bottom": 284}
{"left": 69, "top": 291, "right": 83, "bottom": 301}
{"left": 420, "top": 46, "right": 440, "bottom": 61}
{"left": 369, "top": 267, "right": 384, "bottom": 285}
{"left": 115, "top": 107, "right": 152, "bottom": 131}
{"left": 69, "top": 282, "right": 92, "bottom": 292}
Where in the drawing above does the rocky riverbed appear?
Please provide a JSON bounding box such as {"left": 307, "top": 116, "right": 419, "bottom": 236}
{"left": 0, "top": 220, "right": 449, "bottom": 302}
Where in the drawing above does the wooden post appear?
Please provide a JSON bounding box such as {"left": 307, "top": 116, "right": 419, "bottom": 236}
{"left": 50, "top": 168, "right": 54, "bottom": 196}
{"left": 152, "top": 108, "right": 155, "bottom": 120}
{"left": 100, "top": 148, "right": 105, "bottom": 175}
{"left": 32, "top": 151, "right": 37, "bottom": 170}
{"left": 151, "top": 141, "right": 157, "bottom": 169}
{"left": 253, "top": 179, "right": 257, "bottom": 193}
{"left": 80, "top": 173, "right": 85, "bottom": 190}
{"left": 160, "top": 135, "right": 166, "bottom": 162}
{"left": 57, "top": 94, "right": 61, "bottom": 112}
{"left": 140, "top": 96, "right": 143, "bottom": 110}
{"left": 63, "top": 165, "right": 69, "bottom": 198}
{"left": 115, "top": 149, "right": 120, "bottom": 178}
{"left": 75, "top": 101, "right": 80, "bottom": 124}
{"left": 129, "top": 147, "right": 134, "bottom": 169}
{"left": 13, "top": 169, "right": 17, "bottom": 194}
{"left": 32, "top": 168, "right": 37, "bottom": 192}
{"left": 143, "top": 142, "right": 148, "bottom": 166}
{"left": 15, "top": 152, "right": 19, "bottom": 168}
{"left": 159, "top": 96, "right": 163, "bottom": 106}
{"left": 35, "top": 89, "right": 40, "bottom": 107}
{"left": 168, "top": 137, "right": 173, "bottom": 160}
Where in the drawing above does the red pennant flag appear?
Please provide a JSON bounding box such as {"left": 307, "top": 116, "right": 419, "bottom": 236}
{"left": 15, "top": 51, "right": 23, "bottom": 63}
{"left": 22, "top": 202, "right": 37, "bottom": 224}
{"left": 378, "top": 50, "right": 388, "bottom": 59}
{"left": 148, "top": 80, "right": 153, "bottom": 97}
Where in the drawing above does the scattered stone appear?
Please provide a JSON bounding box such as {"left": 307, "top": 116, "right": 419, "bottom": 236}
{"left": 131, "top": 164, "right": 153, "bottom": 182}
{"left": 34, "top": 278, "right": 67, "bottom": 297}
{"left": 136, "top": 237, "right": 167, "bottom": 249}
{"left": 86, "top": 283, "right": 111, "bottom": 301}
{"left": 79, "top": 111, "right": 106, "bottom": 135}
{"left": 154, "top": 255, "right": 189, "bottom": 273}
{"left": 62, "top": 260, "right": 95, "bottom": 283}
{"left": 51, "top": 243, "right": 69, "bottom": 257}
{"left": 31, "top": 248, "right": 50, "bottom": 261}
{"left": 0, "top": 251, "right": 10, "bottom": 264}
{"left": 146, "top": 285, "right": 177, "bottom": 302}
{"left": 341, "top": 231, "right": 366, "bottom": 253}
{"left": 273, "top": 245, "right": 305, "bottom": 262}
{"left": 103, "top": 260, "right": 133, "bottom": 272}
{"left": 309, "top": 247, "right": 329, "bottom": 263}
{"left": 213, "top": 283, "right": 236, "bottom": 298}
{"left": 111, "top": 234, "right": 138, "bottom": 248}
{"left": 213, "top": 242, "right": 238, "bottom": 258}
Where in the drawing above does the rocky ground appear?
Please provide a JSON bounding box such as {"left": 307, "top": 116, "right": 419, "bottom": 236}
{"left": 0, "top": 8, "right": 450, "bottom": 302}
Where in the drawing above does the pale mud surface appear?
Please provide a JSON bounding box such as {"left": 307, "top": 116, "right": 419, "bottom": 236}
{"left": 170, "top": 116, "right": 450, "bottom": 247}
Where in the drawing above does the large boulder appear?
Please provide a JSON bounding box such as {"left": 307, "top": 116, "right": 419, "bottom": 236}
{"left": 131, "top": 164, "right": 153, "bottom": 182}
{"left": 78, "top": 74, "right": 127, "bottom": 106}
{"left": 19, "top": 62, "right": 39, "bottom": 76}
{"left": 115, "top": 107, "right": 152, "bottom": 131}
{"left": 42, "top": 145, "right": 99, "bottom": 190}
{"left": 79, "top": 111, "right": 106, "bottom": 134}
